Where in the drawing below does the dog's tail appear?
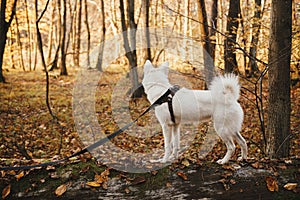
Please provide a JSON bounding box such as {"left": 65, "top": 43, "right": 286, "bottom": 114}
{"left": 209, "top": 73, "right": 241, "bottom": 103}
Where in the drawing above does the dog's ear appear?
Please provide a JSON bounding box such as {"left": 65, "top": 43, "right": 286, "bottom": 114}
{"left": 160, "top": 61, "right": 169, "bottom": 75}
{"left": 144, "top": 60, "right": 153, "bottom": 74}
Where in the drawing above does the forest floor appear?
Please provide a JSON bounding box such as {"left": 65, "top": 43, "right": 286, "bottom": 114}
{"left": 0, "top": 68, "right": 299, "bottom": 199}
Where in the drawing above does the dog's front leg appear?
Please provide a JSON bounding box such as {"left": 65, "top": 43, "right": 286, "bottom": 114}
{"left": 171, "top": 124, "right": 180, "bottom": 159}
{"left": 160, "top": 124, "right": 172, "bottom": 163}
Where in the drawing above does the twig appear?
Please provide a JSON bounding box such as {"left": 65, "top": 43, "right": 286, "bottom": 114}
{"left": 35, "top": 0, "right": 57, "bottom": 120}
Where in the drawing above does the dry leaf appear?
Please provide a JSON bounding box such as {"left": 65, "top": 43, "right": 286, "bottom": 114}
{"left": 266, "top": 176, "right": 278, "bottom": 192}
{"left": 94, "top": 168, "right": 110, "bottom": 184}
{"left": 283, "top": 183, "right": 297, "bottom": 191}
{"left": 124, "top": 187, "right": 131, "bottom": 194}
{"left": 2, "top": 184, "right": 10, "bottom": 199}
{"left": 131, "top": 176, "right": 146, "bottom": 185}
{"left": 86, "top": 181, "right": 101, "bottom": 187}
{"left": 181, "top": 159, "right": 190, "bottom": 167}
{"left": 251, "top": 162, "right": 260, "bottom": 169}
{"left": 102, "top": 182, "right": 108, "bottom": 190}
{"left": 176, "top": 171, "right": 188, "bottom": 181}
{"left": 15, "top": 171, "right": 25, "bottom": 181}
{"left": 55, "top": 184, "right": 67, "bottom": 196}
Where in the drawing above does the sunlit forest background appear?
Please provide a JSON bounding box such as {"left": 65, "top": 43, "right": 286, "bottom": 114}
{"left": 2, "top": 0, "right": 299, "bottom": 74}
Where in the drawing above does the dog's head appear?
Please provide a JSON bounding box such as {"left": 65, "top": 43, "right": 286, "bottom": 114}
{"left": 142, "top": 60, "right": 170, "bottom": 92}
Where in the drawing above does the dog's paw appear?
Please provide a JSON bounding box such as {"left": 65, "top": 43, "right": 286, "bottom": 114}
{"left": 217, "top": 159, "right": 227, "bottom": 165}
{"left": 237, "top": 156, "right": 244, "bottom": 162}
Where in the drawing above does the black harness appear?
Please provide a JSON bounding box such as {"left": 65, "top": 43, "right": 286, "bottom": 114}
{"left": 166, "top": 85, "right": 180, "bottom": 123}
{"left": 0, "top": 85, "right": 181, "bottom": 171}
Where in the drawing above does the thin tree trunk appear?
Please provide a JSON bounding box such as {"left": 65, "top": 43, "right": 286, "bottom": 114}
{"left": 25, "top": 0, "right": 32, "bottom": 70}
{"left": 266, "top": 0, "right": 292, "bottom": 158}
{"left": 120, "top": 0, "right": 142, "bottom": 98}
{"left": 0, "top": 0, "right": 17, "bottom": 83}
{"left": 74, "top": 0, "right": 82, "bottom": 67}
{"left": 210, "top": 0, "right": 218, "bottom": 61}
{"left": 96, "top": 0, "right": 106, "bottom": 71}
{"left": 224, "top": 0, "right": 240, "bottom": 73}
{"left": 83, "top": 0, "right": 90, "bottom": 68}
{"left": 60, "top": 0, "right": 67, "bottom": 75}
{"left": 144, "top": 0, "right": 151, "bottom": 61}
{"left": 46, "top": 0, "right": 56, "bottom": 66}
{"left": 247, "top": 0, "right": 262, "bottom": 77}
{"left": 14, "top": 14, "right": 26, "bottom": 71}
{"left": 197, "top": 0, "right": 214, "bottom": 85}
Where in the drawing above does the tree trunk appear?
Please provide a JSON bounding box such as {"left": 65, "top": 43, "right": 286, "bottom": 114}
{"left": 74, "top": 0, "right": 82, "bottom": 67}
{"left": 0, "top": 0, "right": 17, "bottom": 83}
{"left": 144, "top": 0, "right": 151, "bottom": 61}
{"left": 15, "top": 14, "right": 26, "bottom": 71}
{"left": 224, "top": 0, "right": 240, "bottom": 73}
{"left": 197, "top": 0, "right": 214, "bottom": 85}
{"left": 120, "top": 0, "right": 142, "bottom": 98}
{"left": 83, "top": 0, "right": 90, "bottom": 68}
{"left": 247, "top": 0, "right": 262, "bottom": 77}
{"left": 209, "top": 0, "right": 218, "bottom": 61}
{"left": 60, "top": 0, "right": 67, "bottom": 75}
{"left": 266, "top": 0, "right": 292, "bottom": 158}
{"left": 96, "top": 0, "right": 106, "bottom": 71}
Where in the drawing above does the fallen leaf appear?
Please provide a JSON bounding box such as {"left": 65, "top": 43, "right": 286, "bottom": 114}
{"left": 176, "top": 171, "right": 188, "bottom": 181}
{"left": 94, "top": 168, "right": 110, "bottom": 184}
{"left": 181, "top": 159, "right": 190, "bottom": 167}
{"left": 283, "top": 183, "right": 297, "bottom": 191}
{"left": 251, "top": 162, "right": 260, "bottom": 169}
{"left": 2, "top": 184, "right": 10, "bottom": 199}
{"left": 131, "top": 176, "right": 146, "bottom": 185}
{"left": 55, "top": 184, "right": 67, "bottom": 196}
{"left": 124, "top": 187, "right": 130, "bottom": 194}
{"left": 266, "top": 176, "right": 278, "bottom": 192}
{"left": 166, "top": 182, "right": 172, "bottom": 187}
{"left": 102, "top": 182, "right": 108, "bottom": 190}
{"left": 15, "top": 171, "right": 25, "bottom": 181}
{"left": 86, "top": 181, "right": 101, "bottom": 187}
{"left": 151, "top": 170, "right": 158, "bottom": 175}
{"left": 230, "top": 179, "right": 237, "bottom": 185}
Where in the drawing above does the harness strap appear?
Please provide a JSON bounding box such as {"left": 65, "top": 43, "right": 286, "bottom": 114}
{"left": 167, "top": 85, "right": 180, "bottom": 123}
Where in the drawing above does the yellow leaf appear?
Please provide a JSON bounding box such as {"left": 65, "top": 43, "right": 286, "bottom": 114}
{"left": 176, "top": 171, "right": 188, "bottom": 181}
{"left": 55, "top": 184, "right": 67, "bottom": 196}
{"left": 283, "top": 183, "right": 297, "bottom": 191}
{"left": 15, "top": 171, "right": 25, "bottom": 181}
{"left": 181, "top": 159, "right": 190, "bottom": 167}
{"left": 2, "top": 184, "right": 11, "bottom": 199}
{"left": 86, "top": 181, "right": 101, "bottom": 187}
{"left": 266, "top": 176, "right": 278, "bottom": 192}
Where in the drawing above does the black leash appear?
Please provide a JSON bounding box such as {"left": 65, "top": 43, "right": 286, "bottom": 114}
{"left": 0, "top": 85, "right": 180, "bottom": 171}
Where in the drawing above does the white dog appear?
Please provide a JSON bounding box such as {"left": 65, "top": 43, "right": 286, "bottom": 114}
{"left": 142, "top": 60, "right": 247, "bottom": 164}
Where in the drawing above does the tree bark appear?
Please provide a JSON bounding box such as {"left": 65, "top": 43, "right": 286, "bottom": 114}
{"left": 247, "top": 0, "right": 262, "bottom": 77}
{"left": 83, "top": 0, "right": 90, "bottom": 68}
{"left": 224, "top": 0, "right": 240, "bottom": 73}
{"left": 0, "top": 0, "right": 17, "bottom": 83}
{"left": 120, "top": 0, "right": 142, "bottom": 98}
{"left": 197, "top": 0, "right": 214, "bottom": 85}
{"left": 209, "top": 0, "right": 218, "bottom": 61}
{"left": 144, "top": 0, "right": 151, "bottom": 61}
{"left": 96, "top": 0, "right": 106, "bottom": 71}
{"left": 60, "top": 0, "right": 67, "bottom": 75}
{"left": 266, "top": 0, "right": 292, "bottom": 158}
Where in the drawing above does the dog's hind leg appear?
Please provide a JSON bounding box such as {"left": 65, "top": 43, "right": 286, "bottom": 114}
{"left": 160, "top": 124, "right": 173, "bottom": 163}
{"left": 235, "top": 132, "right": 248, "bottom": 161}
{"left": 171, "top": 124, "right": 180, "bottom": 159}
{"left": 217, "top": 133, "right": 236, "bottom": 164}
